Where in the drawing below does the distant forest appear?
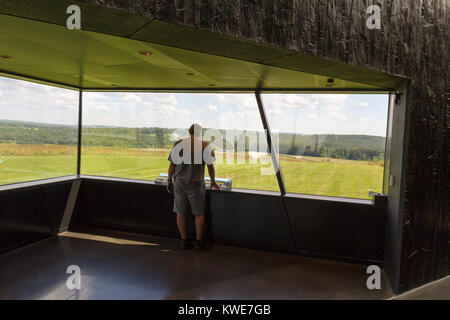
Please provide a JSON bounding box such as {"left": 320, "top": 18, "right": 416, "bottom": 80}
{"left": 0, "top": 120, "right": 386, "bottom": 161}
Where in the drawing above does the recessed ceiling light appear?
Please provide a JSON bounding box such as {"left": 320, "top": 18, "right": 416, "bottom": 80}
{"left": 139, "top": 51, "right": 152, "bottom": 56}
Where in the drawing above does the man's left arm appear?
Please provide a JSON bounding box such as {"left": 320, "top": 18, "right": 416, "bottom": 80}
{"left": 207, "top": 163, "right": 220, "bottom": 190}
{"left": 204, "top": 143, "right": 220, "bottom": 190}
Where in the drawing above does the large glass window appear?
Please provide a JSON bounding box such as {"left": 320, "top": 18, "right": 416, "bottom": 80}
{"left": 262, "top": 93, "right": 388, "bottom": 199}
{"left": 0, "top": 77, "right": 79, "bottom": 186}
{"left": 81, "top": 92, "right": 279, "bottom": 191}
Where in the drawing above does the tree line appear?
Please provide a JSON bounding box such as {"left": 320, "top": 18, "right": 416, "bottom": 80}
{"left": 0, "top": 120, "right": 385, "bottom": 161}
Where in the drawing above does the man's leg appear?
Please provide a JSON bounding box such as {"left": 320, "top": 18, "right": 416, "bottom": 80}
{"left": 188, "top": 182, "right": 206, "bottom": 250}
{"left": 176, "top": 213, "right": 187, "bottom": 240}
{"left": 174, "top": 180, "right": 190, "bottom": 248}
{"left": 194, "top": 214, "right": 205, "bottom": 241}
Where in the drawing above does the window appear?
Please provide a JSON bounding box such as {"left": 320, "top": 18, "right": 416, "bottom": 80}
{"left": 81, "top": 92, "right": 279, "bottom": 192}
{"left": 262, "top": 93, "right": 388, "bottom": 199}
{"left": 0, "top": 77, "right": 79, "bottom": 186}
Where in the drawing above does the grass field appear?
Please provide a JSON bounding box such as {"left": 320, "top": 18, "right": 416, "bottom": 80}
{"left": 0, "top": 144, "right": 383, "bottom": 199}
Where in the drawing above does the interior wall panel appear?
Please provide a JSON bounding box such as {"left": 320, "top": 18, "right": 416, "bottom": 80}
{"left": 0, "top": 189, "right": 48, "bottom": 253}
{"left": 70, "top": 178, "right": 179, "bottom": 237}
{"left": 42, "top": 183, "right": 73, "bottom": 234}
{"left": 70, "top": 178, "right": 386, "bottom": 264}
{"left": 285, "top": 196, "right": 385, "bottom": 263}
{"left": 209, "top": 191, "right": 295, "bottom": 251}
{"left": 0, "top": 180, "right": 73, "bottom": 254}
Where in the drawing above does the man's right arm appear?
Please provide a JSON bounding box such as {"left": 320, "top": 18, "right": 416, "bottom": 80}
{"left": 167, "top": 142, "right": 179, "bottom": 194}
{"left": 166, "top": 162, "right": 175, "bottom": 193}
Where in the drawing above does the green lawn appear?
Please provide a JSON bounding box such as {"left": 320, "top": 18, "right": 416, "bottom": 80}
{"left": 279, "top": 157, "right": 383, "bottom": 199}
{"left": 0, "top": 155, "right": 77, "bottom": 185}
{"left": 0, "top": 149, "right": 383, "bottom": 199}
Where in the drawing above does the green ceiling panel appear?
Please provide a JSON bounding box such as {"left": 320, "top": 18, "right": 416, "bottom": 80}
{"left": 265, "top": 52, "right": 405, "bottom": 90}
{"left": 0, "top": 13, "right": 391, "bottom": 91}
{"left": 131, "top": 19, "right": 296, "bottom": 64}
{"left": 0, "top": 0, "right": 403, "bottom": 91}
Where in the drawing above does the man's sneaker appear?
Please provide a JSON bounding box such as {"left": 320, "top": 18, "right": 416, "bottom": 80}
{"left": 194, "top": 240, "right": 206, "bottom": 250}
{"left": 180, "top": 239, "right": 190, "bottom": 249}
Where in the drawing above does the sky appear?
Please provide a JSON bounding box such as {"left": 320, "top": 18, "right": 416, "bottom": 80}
{"left": 0, "top": 76, "right": 389, "bottom": 136}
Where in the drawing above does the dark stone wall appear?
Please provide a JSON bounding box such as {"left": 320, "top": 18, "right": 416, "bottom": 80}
{"left": 81, "top": 0, "right": 449, "bottom": 292}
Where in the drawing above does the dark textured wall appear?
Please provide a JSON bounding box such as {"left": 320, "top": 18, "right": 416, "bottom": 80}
{"left": 81, "top": 0, "right": 449, "bottom": 293}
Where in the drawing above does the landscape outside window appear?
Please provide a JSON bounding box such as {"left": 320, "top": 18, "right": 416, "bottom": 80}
{"left": 81, "top": 92, "right": 279, "bottom": 192}
{"left": 0, "top": 77, "right": 388, "bottom": 199}
{"left": 262, "top": 93, "right": 389, "bottom": 199}
{"left": 0, "top": 77, "right": 78, "bottom": 186}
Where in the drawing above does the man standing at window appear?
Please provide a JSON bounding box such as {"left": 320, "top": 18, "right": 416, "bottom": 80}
{"left": 166, "top": 123, "right": 220, "bottom": 250}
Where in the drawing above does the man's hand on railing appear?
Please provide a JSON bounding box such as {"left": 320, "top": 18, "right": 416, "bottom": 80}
{"left": 166, "top": 180, "right": 173, "bottom": 194}
{"left": 210, "top": 181, "right": 221, "bottom": 191}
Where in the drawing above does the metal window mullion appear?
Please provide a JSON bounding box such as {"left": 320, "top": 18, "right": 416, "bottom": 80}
{"left": 254, "top": 91, "right": 286, "bottom": 195}
{"left": 382, "top": 92, "right": 395, "bottom": 194}
{"left": 255, "top": 91, "right": 297, "bottom": 250}
{"left": 77, "top": 90, "right": 82, "bottom": 176}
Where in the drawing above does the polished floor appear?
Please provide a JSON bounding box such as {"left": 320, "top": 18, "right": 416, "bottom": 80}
{"left": 390, "top": 276, "right": 450, "bottom": 300}
{"left": 0, "top": 227, "right": 396, "bottom": 300}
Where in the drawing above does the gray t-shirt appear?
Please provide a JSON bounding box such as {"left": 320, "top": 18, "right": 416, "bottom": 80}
{"left": 168, "top": 137, "right": 215, "bottom": 183}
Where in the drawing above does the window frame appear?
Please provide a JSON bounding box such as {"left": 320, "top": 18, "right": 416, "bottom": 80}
{"left": 0, "top": 78, "right": 393, "bottom": 201}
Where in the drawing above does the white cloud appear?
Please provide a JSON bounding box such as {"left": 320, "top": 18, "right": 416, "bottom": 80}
{"left": 210, "top": 94, "right": 255, "bottom": 111}
{"left": 359, "top": 117, "right": 376, "bottom": 122}
{"left": 268, "top": 108, "right": 282, "bottom": 115}
{"left": 211, "top": 94, "right": 226, "bottom": 102}
{"left": 329, "top": 111, "right": 347, "bottom": 121}
{"left": 121, "top": 93, "right": 142, "bottom": 103}
{"left": 208, "top": 105, "right": 218, "bottom": 112}
{"left": 264, "top": 94, "right": 317, "bottom": 110}
{"left": 154, "top": 94, "right": 177, "bottom": 105}
{"left": 0, "top": 80, "right": 388, "bottom": 136}
{"left": 264, "top": 94, "right": 349, "bottom": 111}
{"left": 96, "top": 104, "right": 109, "bottom": 111}
{"left": 85, "top": 92, "right": 108, "bottom": 101}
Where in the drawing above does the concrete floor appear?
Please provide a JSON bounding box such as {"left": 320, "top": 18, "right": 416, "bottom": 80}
{"left": 0, "top": 227, "right": 395, "bottom": 300}
{"left": 2, "top": 228, "right": 446, "bottom": 300}
{"left": 390, "top": 276, "right": 450, "bottom": 300}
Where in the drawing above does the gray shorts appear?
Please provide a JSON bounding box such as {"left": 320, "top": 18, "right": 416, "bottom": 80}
{"left": 173, "top": 179, "right": 205, "bottom": 216}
